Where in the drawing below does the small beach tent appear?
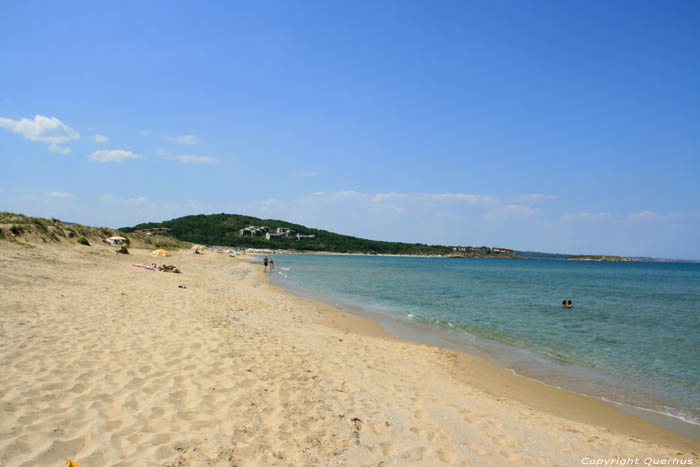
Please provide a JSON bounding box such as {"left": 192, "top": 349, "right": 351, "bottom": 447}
{"left": 107, "top": 236, "right": 127, "bottom": 245}
{"left": 151, "top": 249, "right": 171, "bottom": 257}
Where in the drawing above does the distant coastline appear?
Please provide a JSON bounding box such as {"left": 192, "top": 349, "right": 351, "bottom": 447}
{"left": 4, "top": 211, "right": 699, "bottom": 263}
{"left": 566, "top": 255, "right": 639, "bottom": 262}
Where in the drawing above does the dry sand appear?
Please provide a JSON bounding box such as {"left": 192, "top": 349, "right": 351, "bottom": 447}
{"left": 0, "top": 240, "right": 698, "bottom": 466}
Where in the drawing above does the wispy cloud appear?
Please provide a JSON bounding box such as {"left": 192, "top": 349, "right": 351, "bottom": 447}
{"left": 43, "top": 191, "right": 76, "bottom": 200}
{"left": 172, "top": 134, "right": 197, "bottom": 144}
{"left": 482, "top": 204, "right": 540, "bottom": 222}
{"left": 89, "top": 149, "right": 142, "bottom": 162}
{"left": 230, "top": 190, "right": 555, "bottom": 248}
{"left": 427, "top": 193, "right": 497, "bottom": 204}
{"left": 307, "top": 190, "right": 548, "bottom": 206}
{"left": 94, "top": 134, "right": 109, "bottom": 143}
{"left": 48, "top": 143, "right": 71, "bottom": 154}
{"left": 175, "top": 154, "right": 216, "bottom": 164}
{"left": 561, "top": 211, "right": 612, "bottom": 222}
{"left": 628, "top": 210, "right": 661, "bottom": 221}
{"left": 0, "top": 115, "right": 80, "bottom": 144}
{"left": 513, "top": 193, "right": 557, "bottom": 203}
{"left": 102, "top": 195, "right": 148, "bottom": 205}
{"left": 310, "top": 190, "right": 366, "bottom": 201}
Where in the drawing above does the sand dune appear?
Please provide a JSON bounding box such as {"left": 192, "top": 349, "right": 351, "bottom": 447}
{"left": 0, "top": 240, "right": 697, "bottom": 466}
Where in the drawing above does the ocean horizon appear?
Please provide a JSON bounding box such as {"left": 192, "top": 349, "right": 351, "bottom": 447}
{"left": 269, "top": 254, "right": 700, "bottom": 434}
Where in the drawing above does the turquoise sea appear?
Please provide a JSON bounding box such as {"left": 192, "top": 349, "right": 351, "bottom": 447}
{"left": 268, "top": 254, "right": 700, "bottom": 429}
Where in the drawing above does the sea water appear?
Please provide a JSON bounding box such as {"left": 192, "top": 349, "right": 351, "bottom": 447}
{"left": 268, "top": 255, "right": 700, "bottom": 429}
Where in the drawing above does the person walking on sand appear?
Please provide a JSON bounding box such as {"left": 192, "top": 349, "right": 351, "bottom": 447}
{"left": 269, "top": 258, "right": 274, "bottom": 271}
{"left": 263, "top": 256, "right": 269, "bottom": 271}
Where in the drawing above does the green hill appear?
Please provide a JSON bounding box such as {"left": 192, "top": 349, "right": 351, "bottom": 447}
{"left": 120, "top": 213, "right": 452, "bottom": 255}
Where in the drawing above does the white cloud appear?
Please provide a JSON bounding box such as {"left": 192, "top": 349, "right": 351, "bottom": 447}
{"left": 175, "top": 154, "right": 216, "bottom": 164}
{"left": 0, "top": 115, "right": 79, "bottom": 143}
{"left": 94, "top": 134, "right": 109, "bottom": 143}
{"left": 173, "top": 134, "right": 197, "bottom": 144}
{"left": 102, "top": 195, "right": 148, "bottom": 205}
{"left": 48, "top": 143, "right": 71, "bottom": 154}
{"left": 89, "top": 149, "right": 142, "bottom": 162}
{"left": 43, "top": 191, "right": 76, "bottom": 200}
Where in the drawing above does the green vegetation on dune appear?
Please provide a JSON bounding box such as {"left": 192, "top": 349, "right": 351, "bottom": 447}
{"left": 120, "top": 213, "right": 452, "bottom": 255}
{"left": 0, "top": 212, "right": 190, "bottom": 250}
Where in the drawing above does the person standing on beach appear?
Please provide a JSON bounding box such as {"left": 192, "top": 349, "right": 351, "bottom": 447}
{"left": 263, "top": 256, "right": 269, "bottom": 271}
{"left": 269, "top": 258, "right": 274, "bottom": 271}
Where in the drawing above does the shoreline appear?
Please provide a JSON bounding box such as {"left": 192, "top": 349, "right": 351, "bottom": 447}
{"left": 260, "top": 250, "right": 700, "bottom": 263}
{"left": 264, "top": 266, "right": 700, "bottom": 450}
{"left": 266, "top": 254, "right": 700, "bottom": 432}
{"left": 260, "top": 250, "right": 523, "bottom": 259}
{"left": 1, "top": 241, "right": 698, "bottom": 465}
{"left": 269, "top": 270, "right": 700, "bottom": 440}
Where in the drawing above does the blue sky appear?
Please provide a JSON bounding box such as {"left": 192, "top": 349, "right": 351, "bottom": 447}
{"left": 1, "top": 1, "right": 699, "bottom": 258}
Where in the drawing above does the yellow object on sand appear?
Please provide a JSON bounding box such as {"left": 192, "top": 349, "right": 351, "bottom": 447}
{"left": 67, "top": 460, "right": 80, "bottom": 467}
{"left": 151, "top": 249, "right": 171, "bottom": 256}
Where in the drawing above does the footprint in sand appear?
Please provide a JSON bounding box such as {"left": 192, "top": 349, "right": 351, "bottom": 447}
{"left": 466, "top": 441, "right": 488, "bottom": 456}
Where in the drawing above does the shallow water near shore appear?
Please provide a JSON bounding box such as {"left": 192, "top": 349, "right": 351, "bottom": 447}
{"left": 268, "top": 254, "right": 700, "bottom": 434}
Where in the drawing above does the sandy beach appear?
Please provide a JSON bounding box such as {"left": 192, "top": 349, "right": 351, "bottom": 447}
{"left": 1, "top": 239, "right": 698, "bottom": 466}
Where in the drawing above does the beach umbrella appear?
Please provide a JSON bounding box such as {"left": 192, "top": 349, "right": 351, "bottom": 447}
{"left": 152, "top": 249, "right": 171, "bottom": 256}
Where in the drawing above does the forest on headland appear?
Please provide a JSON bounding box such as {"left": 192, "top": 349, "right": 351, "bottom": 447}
{"left": 120, "top": 213, "right": 455, "bottom": 255}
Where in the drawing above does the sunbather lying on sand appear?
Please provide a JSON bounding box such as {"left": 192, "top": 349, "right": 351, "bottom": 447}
{"left": 160, "top": 264, "right": 182, "bottom": 273}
